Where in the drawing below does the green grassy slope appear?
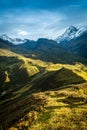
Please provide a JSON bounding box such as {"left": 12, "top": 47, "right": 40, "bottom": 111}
{"left": 29, "top": 68, "right": 85, "bottom": 92}
{"left": 1, "top": 48, "right": 87, "bottom": 93}
{"left": 29, "top": 83, "right": 87, "bottom": 130}
{"left": 0, "top": 63, "right": 87, "bottom": 129}
{"left": 0, "top": 83, "right": 87, "bottom": 130}
{"left": 0, "top": 49, "right": 40, "bottom": 93}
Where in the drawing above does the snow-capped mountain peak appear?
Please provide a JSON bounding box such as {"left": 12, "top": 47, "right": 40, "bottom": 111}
{"left": 56, "top": 25, "right": 87, "bottom": 44}
{"left": 0, "top": 34, "right": 27, "bottom": 44}
{"left": 65, "top": 26, "right": 78, "bottom": 34}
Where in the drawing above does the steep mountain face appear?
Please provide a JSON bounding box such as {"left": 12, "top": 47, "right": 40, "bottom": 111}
{"left": 56, "top": 26, "right": 78, "bottom": 44}
{"left": 65, "top": 32, "right": 87, "bottom": 58}
{"left": 56, "top": 26, "right": 87, "bottom": 58}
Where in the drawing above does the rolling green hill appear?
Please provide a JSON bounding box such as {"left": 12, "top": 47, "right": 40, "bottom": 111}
{"left": 0, "top": 48, "right": 87, "bottom": 93}
{"left": 29, "top": 68, "right": 85, "bottom": 92}
{"left": 0, "top": 49, "right": 40, "bottom": 93}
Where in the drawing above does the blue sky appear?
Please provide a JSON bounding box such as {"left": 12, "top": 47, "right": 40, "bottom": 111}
{"left": 0, "top": 0, "right": 87, "bottom": 40}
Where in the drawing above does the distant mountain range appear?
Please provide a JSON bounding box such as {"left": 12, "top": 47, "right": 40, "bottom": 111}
{"left": 1, "top": 25, "right": 87, "bottom": 45}
{"left": 0, "top": 25, "right": 87, "bottom": 61}
{"left": 0, "top": 35, "right": 87, "bottom": 64}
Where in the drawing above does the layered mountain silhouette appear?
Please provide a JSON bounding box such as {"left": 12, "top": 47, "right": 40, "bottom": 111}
{"left": 0, "top": 35, "right": 87, "bottom": 64}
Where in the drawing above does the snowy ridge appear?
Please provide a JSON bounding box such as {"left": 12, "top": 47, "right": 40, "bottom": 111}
{"left": 0, "top": 34, "right": 27, "bottom": 44}
{"left": 56, "top": 25, "right": 87, "bottom": 44}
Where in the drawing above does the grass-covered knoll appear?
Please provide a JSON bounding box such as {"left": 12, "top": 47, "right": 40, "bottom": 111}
{"left": 0, "top": 49, "right": 40, "bottom": 92}
{"left": 1, "top": 83, "right": 87, "bottom": 130}
{"left": 0, "top": 67, "right": 85, "bottom": 109}
{"left": 29, "top": 68, "right": 85, "bottom": 92}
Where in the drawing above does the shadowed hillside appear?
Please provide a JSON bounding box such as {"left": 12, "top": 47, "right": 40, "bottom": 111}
{"left": 29, "top": 68, "right": 85, "bottom": 92}
{"left": 0, "top": 52, "right": 39, "bottom": 93}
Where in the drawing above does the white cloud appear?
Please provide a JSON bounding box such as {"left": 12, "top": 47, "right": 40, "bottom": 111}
{"left": 0, "top": 10, "right": 69, "bottom": 40}
{"left": 17, "top": 30, "right": 29, "bottom": 36}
